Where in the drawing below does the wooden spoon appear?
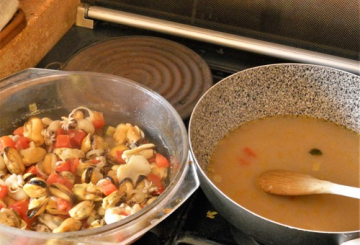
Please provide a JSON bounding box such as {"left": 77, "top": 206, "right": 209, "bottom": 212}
{"left": 256, "top": 170, "right": 360, "bottom": 199}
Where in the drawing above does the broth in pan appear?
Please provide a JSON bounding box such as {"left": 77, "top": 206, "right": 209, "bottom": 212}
{"left": 208, "top": 116, "right": 359, "bottom": 232}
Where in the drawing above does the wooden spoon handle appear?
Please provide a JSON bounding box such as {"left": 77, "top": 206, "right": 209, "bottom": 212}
{"left": 328, "top": 183, "right": 360, "bottom": 199}
{"left": 257, "top": 170, "right": 360, "bottom": 199}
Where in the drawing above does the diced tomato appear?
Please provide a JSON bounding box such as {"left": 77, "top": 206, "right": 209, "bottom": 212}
{"left": 89, "top": 158, "right": 101, "bottom": 164}
{"left": 100, "top": 180, "right": 117, "bottom": 196}
{"left": 118, "top": 210, "right": 130, "bottom": 216}
{"left": 147, "top": 173, "right": 165, "bottom": 194}
{"left": 47, "top": 172, "right": 73, "bottom": 189}
{"left": 69, "top": 130, "right": 86, "bottom": 148}
{"left": 115, "top": 150, "right": 126, "bottom": 164}
{"left": 0, "top": 202, "right": 3, "bottom": 210}
{"left": 25, "top": 165, "right": 40, "bottom": 177}
{"left": 55, "top": 160, "right": 71, "bottom": 173}
{"left": 0, "top": 185, "right": 8, "bottom": 199}
{"left": 155, "top": 153, "right": 170, "bottom": 168}
{"left": 92, "top": 111, "right": 105, "bottom": 129}
{"left": 9, "top": 199, "right": 34, "bottom": 227}
{"left": 56, "top": 127, "right": 66, "bottom": 136}
{"left": 55, "top": 135, "right": 72, "bottom": 148}
{"left": 0, "top": 136, "right": 15, "bottom": 151}
{"left": 14, "top": 136, "right": 30, "bottom": 151}
{"left": 243, "top": 147, "right": 257, "bottom": 157}
{"left": 13, "top": 126, "right": 24, "bottom": 136}
{"left": 56, "top": 198, "right": 72, "bottom": 213}
{"left": 69, "top": 158, "right": 79, "bottom": 174}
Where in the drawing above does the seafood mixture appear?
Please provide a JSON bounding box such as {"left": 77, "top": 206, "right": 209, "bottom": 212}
{"left": 0, "top": 107, "right": 170, "bottom": 233}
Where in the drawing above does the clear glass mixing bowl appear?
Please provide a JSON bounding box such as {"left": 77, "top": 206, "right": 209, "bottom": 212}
{"left": 0, "top": 68, "right": 199, "bottom": 245}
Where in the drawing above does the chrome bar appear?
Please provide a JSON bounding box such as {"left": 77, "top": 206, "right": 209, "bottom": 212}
{"left": 82, "top": 5, "right": 359, "bottom": 74}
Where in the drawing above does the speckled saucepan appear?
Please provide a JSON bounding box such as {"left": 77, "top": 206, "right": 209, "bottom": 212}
{"left": 189, "top": 64, "right": 360, "bottom": 245}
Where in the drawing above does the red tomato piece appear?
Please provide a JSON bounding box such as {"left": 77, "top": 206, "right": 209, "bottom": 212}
{"left": 243, "top": 147, "right": 257, "bottom": 157}
{"left": 56, "top": 198, "right": 72, "bottom": 213}
{"left": 100, "top": 180, "right": 117, "bottom": 196}
{"left": 56, "top": 127, "right": 66, "bottom": 136}
{"left": 55, "top": 160, "right": 71, "bottom": 173}
{"left": 25, "top": 165, "right": 40, "bottom": 177}
{"left": 92, "top": 111, "right": 105, "bottom": 129}
{"left": 47, "top": 172, "right": 73, "bottom": 190}
{"left": 9, "top": 199, "right": 31, "bottom": 225}
{"left": 0, "top": 136, "right": 15, "bottom": 151}
{"left": 69, "top": 130, "right": 86, "bottom": 148}
{"left": 13, "top": 126, "right": 24, "bottom": 136}
{"left": 69, "top": 158, "right": 79, "bottom": 174}
{"left": 115, "top": 150, "right": 126, "bottom": 164}
{"left": 155, "top": 153, "right": 170, "bottom": 168}
{"left": 0, "top": 185, "right": 8, "bottom": 199}
{"left": 147, "top": 173, "right": 165, "bottom": 194}
{"left": 55, "top": 135, "right": 72, "bottom": 148}
{"left": 14, "top": 137, "right": 30, "bottom": 151}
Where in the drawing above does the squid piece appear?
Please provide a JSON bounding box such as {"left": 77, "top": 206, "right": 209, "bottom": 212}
{"left": 5, "top": 174, "right": 28, "bottom": 200}
{"left": 104, "top": 203, "right": 141, "bottom": 224}
{"left": 116, "top": 155, "right": 151, "bottom": 183}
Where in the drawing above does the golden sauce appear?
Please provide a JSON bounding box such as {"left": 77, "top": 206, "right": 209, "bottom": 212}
{"left": 208, "top": 116, "right": 360, "bottom": 232}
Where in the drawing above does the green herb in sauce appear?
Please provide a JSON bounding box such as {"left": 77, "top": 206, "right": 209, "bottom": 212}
{"left": 309, "top": 148, "right": 322, "bottom": 156}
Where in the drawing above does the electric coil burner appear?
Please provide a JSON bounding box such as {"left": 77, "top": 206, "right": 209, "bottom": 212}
{"left": 62, "top": 36, "right": 213, "bottom": 119}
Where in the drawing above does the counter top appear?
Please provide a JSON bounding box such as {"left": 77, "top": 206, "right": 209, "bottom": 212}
{"left": 0, "top": 0, "right": 80, "bottom": 79}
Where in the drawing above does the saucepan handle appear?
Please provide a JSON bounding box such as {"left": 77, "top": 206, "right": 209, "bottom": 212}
{"left": 341, "top": 238, "right": 360, "bottom": 245}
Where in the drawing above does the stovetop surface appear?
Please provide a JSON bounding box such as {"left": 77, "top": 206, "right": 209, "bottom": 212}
{"left": 37, "top": 21, "right": 290, "bottom": 245}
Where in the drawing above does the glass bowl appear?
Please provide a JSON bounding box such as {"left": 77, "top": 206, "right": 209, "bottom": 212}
{"left": 0, "top": 68, "right": 199, "bottom": 245}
